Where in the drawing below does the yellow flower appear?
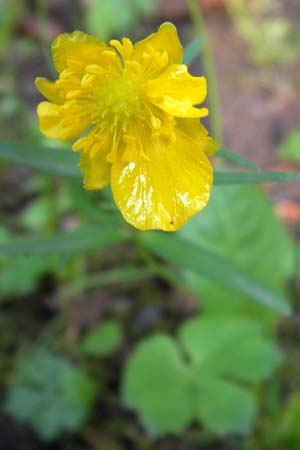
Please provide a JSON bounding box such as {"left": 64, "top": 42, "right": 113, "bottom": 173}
{"left": 35, "top": 23, "right": 218, "bottom": 231}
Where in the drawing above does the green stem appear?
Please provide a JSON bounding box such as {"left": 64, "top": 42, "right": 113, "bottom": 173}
{"left": 187, "top": 0, "right": 223, "bottom": 143}
{"left": 35, "top": 0, "right": 56, "bottom": 78}
{"left": 60, "top": 266, "right": 154, "bottom": 300}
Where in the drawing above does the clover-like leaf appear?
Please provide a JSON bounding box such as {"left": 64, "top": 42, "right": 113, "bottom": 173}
{"left": 194, "top": 376, "right": 256, "bottom": 434}
{"left": 122, "top": 316, "right": 280, "bottom": 436}
{"left": 179, "top": 316, "right": 281, "bottom": 382}
{"left": 122, "top": 335, "right": 193, "bottom": 435}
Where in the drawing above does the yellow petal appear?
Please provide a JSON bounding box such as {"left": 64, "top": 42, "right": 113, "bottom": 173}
{"left": 35, "top": 77, "right": 62, "bottom": 104}
{"left": 79, "top": 150, "right": 111, "bottom": 190}
{"left": 36, "top": 101, "right": 89, "bottom": 141}
{"left": 111, "top": 128, "right": 213, "bottom": 231}
{"left": 133, "top": 22, "right": 182, "bottom": 65}
{"left": 177, "top": 118, "right": 220, "bottom": 155}
{"left": 145, "top": 65, "right": 208, "bottom": 118}
{"left": 52, "top": 30, "right": 107, "bottom": 73}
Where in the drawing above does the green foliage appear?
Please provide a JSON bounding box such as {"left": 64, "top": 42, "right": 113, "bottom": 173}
{"left": 1, "top": 141, "right": 300, "bottom": 185}
{"left": 0, "top": 227, "right": 57, "bottom": 297}
{"left": 139, "top": 226, "right": 291, "bottom": 316}
{"left": 278, "top": 129, "right": 300, "bottom": 162}
{"left": 122, "top": 316, "right": 280, "bottom": 436}
{"left": 228, "top": 0, "right": 300, "bottom": 66}
{"left": 0, "top": 0, "right": 24, "bottom": 60}
{"left": 182, "top": 35, "right": 205, "bottom": 66}
{"left": 0, "top": 141, "right": 79, "bottom": 177}
{"left": 214, "top": 170, "right": 300, "bottom": 184}
{"left": 279, "top": 392, "right": 300, "bottom": 449}
{"left": 79, "top": 319, "right": 122, "bottom": 357}
{"left": 4, "top": 350, "right": 97, "bottom": 440}
{"left": 179, "top": 185, "right": 294, "bottom": 318}
{"left": 0, "top": 226, "right": 129, "bottom": 256}
{"left": 21, "top": 195, "right": 60, "bottom": 232}
{"left": 217, "top": 148, "right": 258, "bottom": 170}
{"left": 122, "top": 335, "right": 192, "bottom": 435}
{"left": 85, "top": 0, "right": 157, "bottom": 41}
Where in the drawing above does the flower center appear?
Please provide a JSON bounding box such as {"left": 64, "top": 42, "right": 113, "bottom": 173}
{"left": 100, "top": 76, "right": 141, "bottom": 123}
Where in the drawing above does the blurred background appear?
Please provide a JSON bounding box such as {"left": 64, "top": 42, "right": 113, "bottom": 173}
{"left": 1, "top": 0, "right": 300, "bottom": 449}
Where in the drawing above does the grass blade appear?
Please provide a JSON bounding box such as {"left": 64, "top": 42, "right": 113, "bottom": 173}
{"left": 0, "top": 226, "right": 129, "bottom": 256}
{"left": 183, "top": 35, "right": 205, "bottom": 66}
{"left": 139, "top": 232, "right": 291, "bottom": 316}
{"left": 1, "top": 141, "right": 299, "bottom": 187}
{"left": 217, "top": 148, "right": 258, "bottom": 170}
{"left": 214, "top": 170, "right": 300, "bottom": 185}
{"left": 0, "top": 140, "right": 80, "bottom": 177}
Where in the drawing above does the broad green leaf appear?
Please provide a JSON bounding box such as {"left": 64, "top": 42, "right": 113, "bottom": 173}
{"left": 183, "top": 35, "right": 205, "bottom": 66}
{"left": 4, "top": 350, "right": 97, "bottom": 440}
{"left": 180, "top": 185, "right": 294, "bottom": 318}
{"left": 79, "top": 319, "right": 122, "bottom": 357}
{"left": 217, "top": 147, "right": 258, "bottom": 170}
{"left": 122, "top": 316, "right": 279, "bottom": 436}
{"left": 179, "top": 317, "right": 281, "bottom": 382}
{"left": 139, "top": 231, "right": 291, "bottom": 315}
{"left": 194, "top": 377, "right": 256, "bottom": 435}
{"left": 214, "top": 170, "right": 300, "bottom": 184}
{"left": 0, "top": 140, "right": 80, "bottom": 177}
{"left": 0, "top": 226, "right": 129, "bottom": 256}
{"left": 122, "top": 335, "right": 192, "bottom": 435}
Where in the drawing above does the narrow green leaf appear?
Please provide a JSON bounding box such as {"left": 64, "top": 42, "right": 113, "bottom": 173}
{"left": 0, "top": 141, "right": 80, "bottom": 177}
{"left": 0, "top": 226, "right": 129, "bottom": 256}
{"left": 1, "top": 141, "right": 300, "bottom": 188}
{"left": 183, "top": 35, "right": 205, "bottom": 66}
{"left": 214, "top": 170, "right": 300, "bottom": 185}
{"left": 217, "top": 148, "right": 258, "bottom": 170}
{"left": 139, "top": 232, "right": 290, "bottom": 316}
{"left": 179, "top": 185, "right": 294, "bottom": 320}
{"left": 62, "top": 266, "right": 153, "bottom": 297}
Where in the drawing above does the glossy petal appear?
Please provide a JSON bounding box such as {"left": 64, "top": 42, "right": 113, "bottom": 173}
{"left": 145, "top": 65, "right": 208, "bottom": 118}
{"left": 36, "top": 23, "right": 217, "bottom": 231}
{"left": 52, "top": 30, "right": 107, "bottom": 73}
{"left": 37, "top": 102, "right": 90, "bottom": 141}
{"left": 111, "top": 128, "right": 213, "bottom": 231}
{"left": 177, "top": 119, "right": 220, "bottom": 155}
{"left": 133, "top": 22, "right": 182, "bottom": 65}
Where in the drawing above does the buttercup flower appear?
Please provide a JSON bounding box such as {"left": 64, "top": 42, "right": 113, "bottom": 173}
{"left": 35, "top": 23, "right": 218, "bottom": 231}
